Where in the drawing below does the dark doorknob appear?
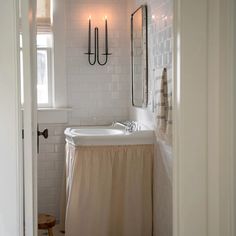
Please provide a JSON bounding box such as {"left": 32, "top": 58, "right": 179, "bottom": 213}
{"left": 38, "top": 129, "right": 48, "bottom": 139}
{"left": 37, "top": 126, "right": 49, "bottom": 153}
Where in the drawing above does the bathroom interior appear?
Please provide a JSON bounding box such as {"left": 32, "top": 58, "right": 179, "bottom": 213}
{"left": 34, "top": 0, "right": 173, "bottom": 235}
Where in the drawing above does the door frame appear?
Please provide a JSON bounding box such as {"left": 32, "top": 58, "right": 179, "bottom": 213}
{"left": 173, "top": 0, "right": 236, "bottom": 236}
{"left": 16, "top": 0, "right": 236, "bottom": 236}
{"left": 21, "top": 0, "right": 38, "bottom": 235}
{"left": 173, "top": 0, "right": 208, "bottom": 235}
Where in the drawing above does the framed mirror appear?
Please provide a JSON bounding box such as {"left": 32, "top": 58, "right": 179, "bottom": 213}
{"left": 131, "top": 5, "right": 148, "bottom": 107}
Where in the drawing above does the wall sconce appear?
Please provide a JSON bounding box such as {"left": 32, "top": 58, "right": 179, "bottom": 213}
{"left": 85, "top": 16, "right": 112, "bottom": 66}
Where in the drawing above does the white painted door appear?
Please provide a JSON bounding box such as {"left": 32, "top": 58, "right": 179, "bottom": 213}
{"left": 0, "top": 1, "right": 24, "bottom": 236}
{"left": 20, "top": 0, "right": 38, "bottom": 235}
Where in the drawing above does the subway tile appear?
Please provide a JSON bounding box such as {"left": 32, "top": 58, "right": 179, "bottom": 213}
{"left": 39, "top": 144, "right": 55, "bottom": 153}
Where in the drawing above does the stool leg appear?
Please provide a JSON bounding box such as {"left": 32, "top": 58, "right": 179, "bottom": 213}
{"left": 48, "top": 228, "right": 53, "bottom": 236}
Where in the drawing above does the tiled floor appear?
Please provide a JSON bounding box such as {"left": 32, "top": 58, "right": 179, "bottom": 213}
{"left": 38, "top": 224, "right": 64, "bottom": 236}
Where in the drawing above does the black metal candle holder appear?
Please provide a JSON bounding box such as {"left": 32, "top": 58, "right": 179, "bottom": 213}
{"left": 84, "top": 17, "right": 112, "bottom": 66}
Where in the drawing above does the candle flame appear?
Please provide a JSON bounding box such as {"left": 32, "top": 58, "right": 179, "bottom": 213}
{"left": 88, "top": 15, "right": 91, "bottom": 20}
{"left": 104, "top": 15, "right": 108, "bottom": 20}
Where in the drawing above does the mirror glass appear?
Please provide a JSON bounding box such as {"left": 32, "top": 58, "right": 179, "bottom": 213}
{"left": 131, "top": 5, "right": 148, "bottom": 107}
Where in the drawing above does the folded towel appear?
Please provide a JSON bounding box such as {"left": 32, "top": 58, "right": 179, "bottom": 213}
{"left": 156, "top": 68, "right": 168, "bottom": 137}
{"left": 155, "top": 67, "right": 173, "bottom": 144}
{"left": 166, "top": 92, "right": 172, "bottom": 144}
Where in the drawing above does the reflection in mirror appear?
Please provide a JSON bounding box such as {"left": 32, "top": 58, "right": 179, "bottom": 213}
{"left": 131, "top": 5, "right": 148, "bottom": 107}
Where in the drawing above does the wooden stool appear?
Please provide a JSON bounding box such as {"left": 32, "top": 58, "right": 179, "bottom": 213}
{"left": 38, "top": 214, "right": 56, "bottom": 236}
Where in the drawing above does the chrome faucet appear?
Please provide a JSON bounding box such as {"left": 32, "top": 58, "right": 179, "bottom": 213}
{"left": 113, "top": 121, "right": 138, "bottom": 133}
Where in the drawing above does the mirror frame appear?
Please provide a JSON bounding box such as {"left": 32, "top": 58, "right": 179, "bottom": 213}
{"left": 131, "top": 5, "right": 148, "bottom": 108}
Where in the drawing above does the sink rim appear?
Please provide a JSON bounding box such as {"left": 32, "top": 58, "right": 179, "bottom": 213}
{"left": 64, "top": 125, "right": 154, "bottom": 146}
{"left": 70, "top": 128, "right": 125, "bottom": 136}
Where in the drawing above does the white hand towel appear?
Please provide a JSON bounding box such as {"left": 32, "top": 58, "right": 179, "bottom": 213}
{"left": 166, "top": 92, "right": 172, "bottom": 144}
{"left": 156, "top": 68, "right": 168, "bottom": 138}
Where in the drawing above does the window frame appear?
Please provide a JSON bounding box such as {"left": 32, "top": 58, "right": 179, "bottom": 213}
{"left": 36, "top": 45, "right": 53, "bottom": 108}
{"left": 20, "top": 32, "right": 54, "bottom": 108}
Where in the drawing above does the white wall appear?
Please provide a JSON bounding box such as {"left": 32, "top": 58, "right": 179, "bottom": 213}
{"left": 0, "top": 1, "right": 23, "bottom": 236}
{"left": 66, "top": 0, "right": 131, "bottom": 125}
{"left": 129, "top": 0, "right": 173, "bottom": 129}
{"left": 38, "top": 124, "right": 66, "bottom": 220}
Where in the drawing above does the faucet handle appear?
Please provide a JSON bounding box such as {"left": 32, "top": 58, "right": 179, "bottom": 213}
{"left": 112, "top": 121, "right": 138, "bottom": 132}
{"left": 125, "top": 121, "right": 138, "bottom": 132}
{"left": 130, "top": 121, "right": 138, "bottom": 132}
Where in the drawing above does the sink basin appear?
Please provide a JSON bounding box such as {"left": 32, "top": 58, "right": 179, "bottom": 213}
{"left": 65, "top": 125, "right": 154, "bottom": 146}
{"left": 71, "top": 128, "right": 125, "bottom": 136}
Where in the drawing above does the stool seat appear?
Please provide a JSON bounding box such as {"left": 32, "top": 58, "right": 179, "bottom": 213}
{"left": 38, "top": 214, "right": 56, "bottom": 236}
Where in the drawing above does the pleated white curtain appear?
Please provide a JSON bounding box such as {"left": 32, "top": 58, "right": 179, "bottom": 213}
{"left": 37, "top": 0, "right": 51, "bottom": 26}
{"left": 60, "top": 143, "right": 153, "bottom": 236}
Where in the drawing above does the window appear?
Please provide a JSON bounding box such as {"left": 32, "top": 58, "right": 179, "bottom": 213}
{"left": 20, "top": 0, "right": 67, "bottom": 110}
{"left": 37, "top": 0, "right": 53, "bottom": 107}
{"left": 37, "top": 0, "right": 51, "bottom": 29}
{"left": 20, "top": 0, "right": 53, "bottom": 107}
{"left": 36, "top": 33, "right": 53, "bottom": 106}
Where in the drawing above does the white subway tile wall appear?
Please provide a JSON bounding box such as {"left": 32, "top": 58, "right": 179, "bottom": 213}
{"left": 148, "top": 0, "right": 173, "bottom": 112}
{"left": 130, "top": 0, "right": 173, "bottom": 122}
{"left": 66, "top": 0, "right": 131, "bottom": 125}
{"left": 38, "top": 124, "right": 67, "bottom": 220}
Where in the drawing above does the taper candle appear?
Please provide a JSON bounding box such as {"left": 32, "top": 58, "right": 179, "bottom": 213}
{"left": 88, "top": 16, "right": 91, "bottom": 53}
{"left": 105, "top": 16, "right": 108, "bottom": 54}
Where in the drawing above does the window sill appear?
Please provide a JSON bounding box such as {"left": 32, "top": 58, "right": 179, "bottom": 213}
{"left": 38, "top": 107, "right": 72, "bottom": 124}
{"left": 37, "top": 107, "right": 72, "bottom": 111}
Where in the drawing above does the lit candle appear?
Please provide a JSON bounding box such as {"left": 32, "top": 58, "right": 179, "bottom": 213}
{"left": 105, "top": 16, "right": 108, "bottom": 54}
{"left": 88, "top": 16, "right": 91, "bottom": 54}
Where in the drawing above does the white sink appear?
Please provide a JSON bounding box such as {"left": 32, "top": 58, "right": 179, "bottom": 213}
{"left": 65, "top": 124, "right": 154, "bottom": 146}
{"left": 70, "top": 128, "right": 125, "bottom": 136}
